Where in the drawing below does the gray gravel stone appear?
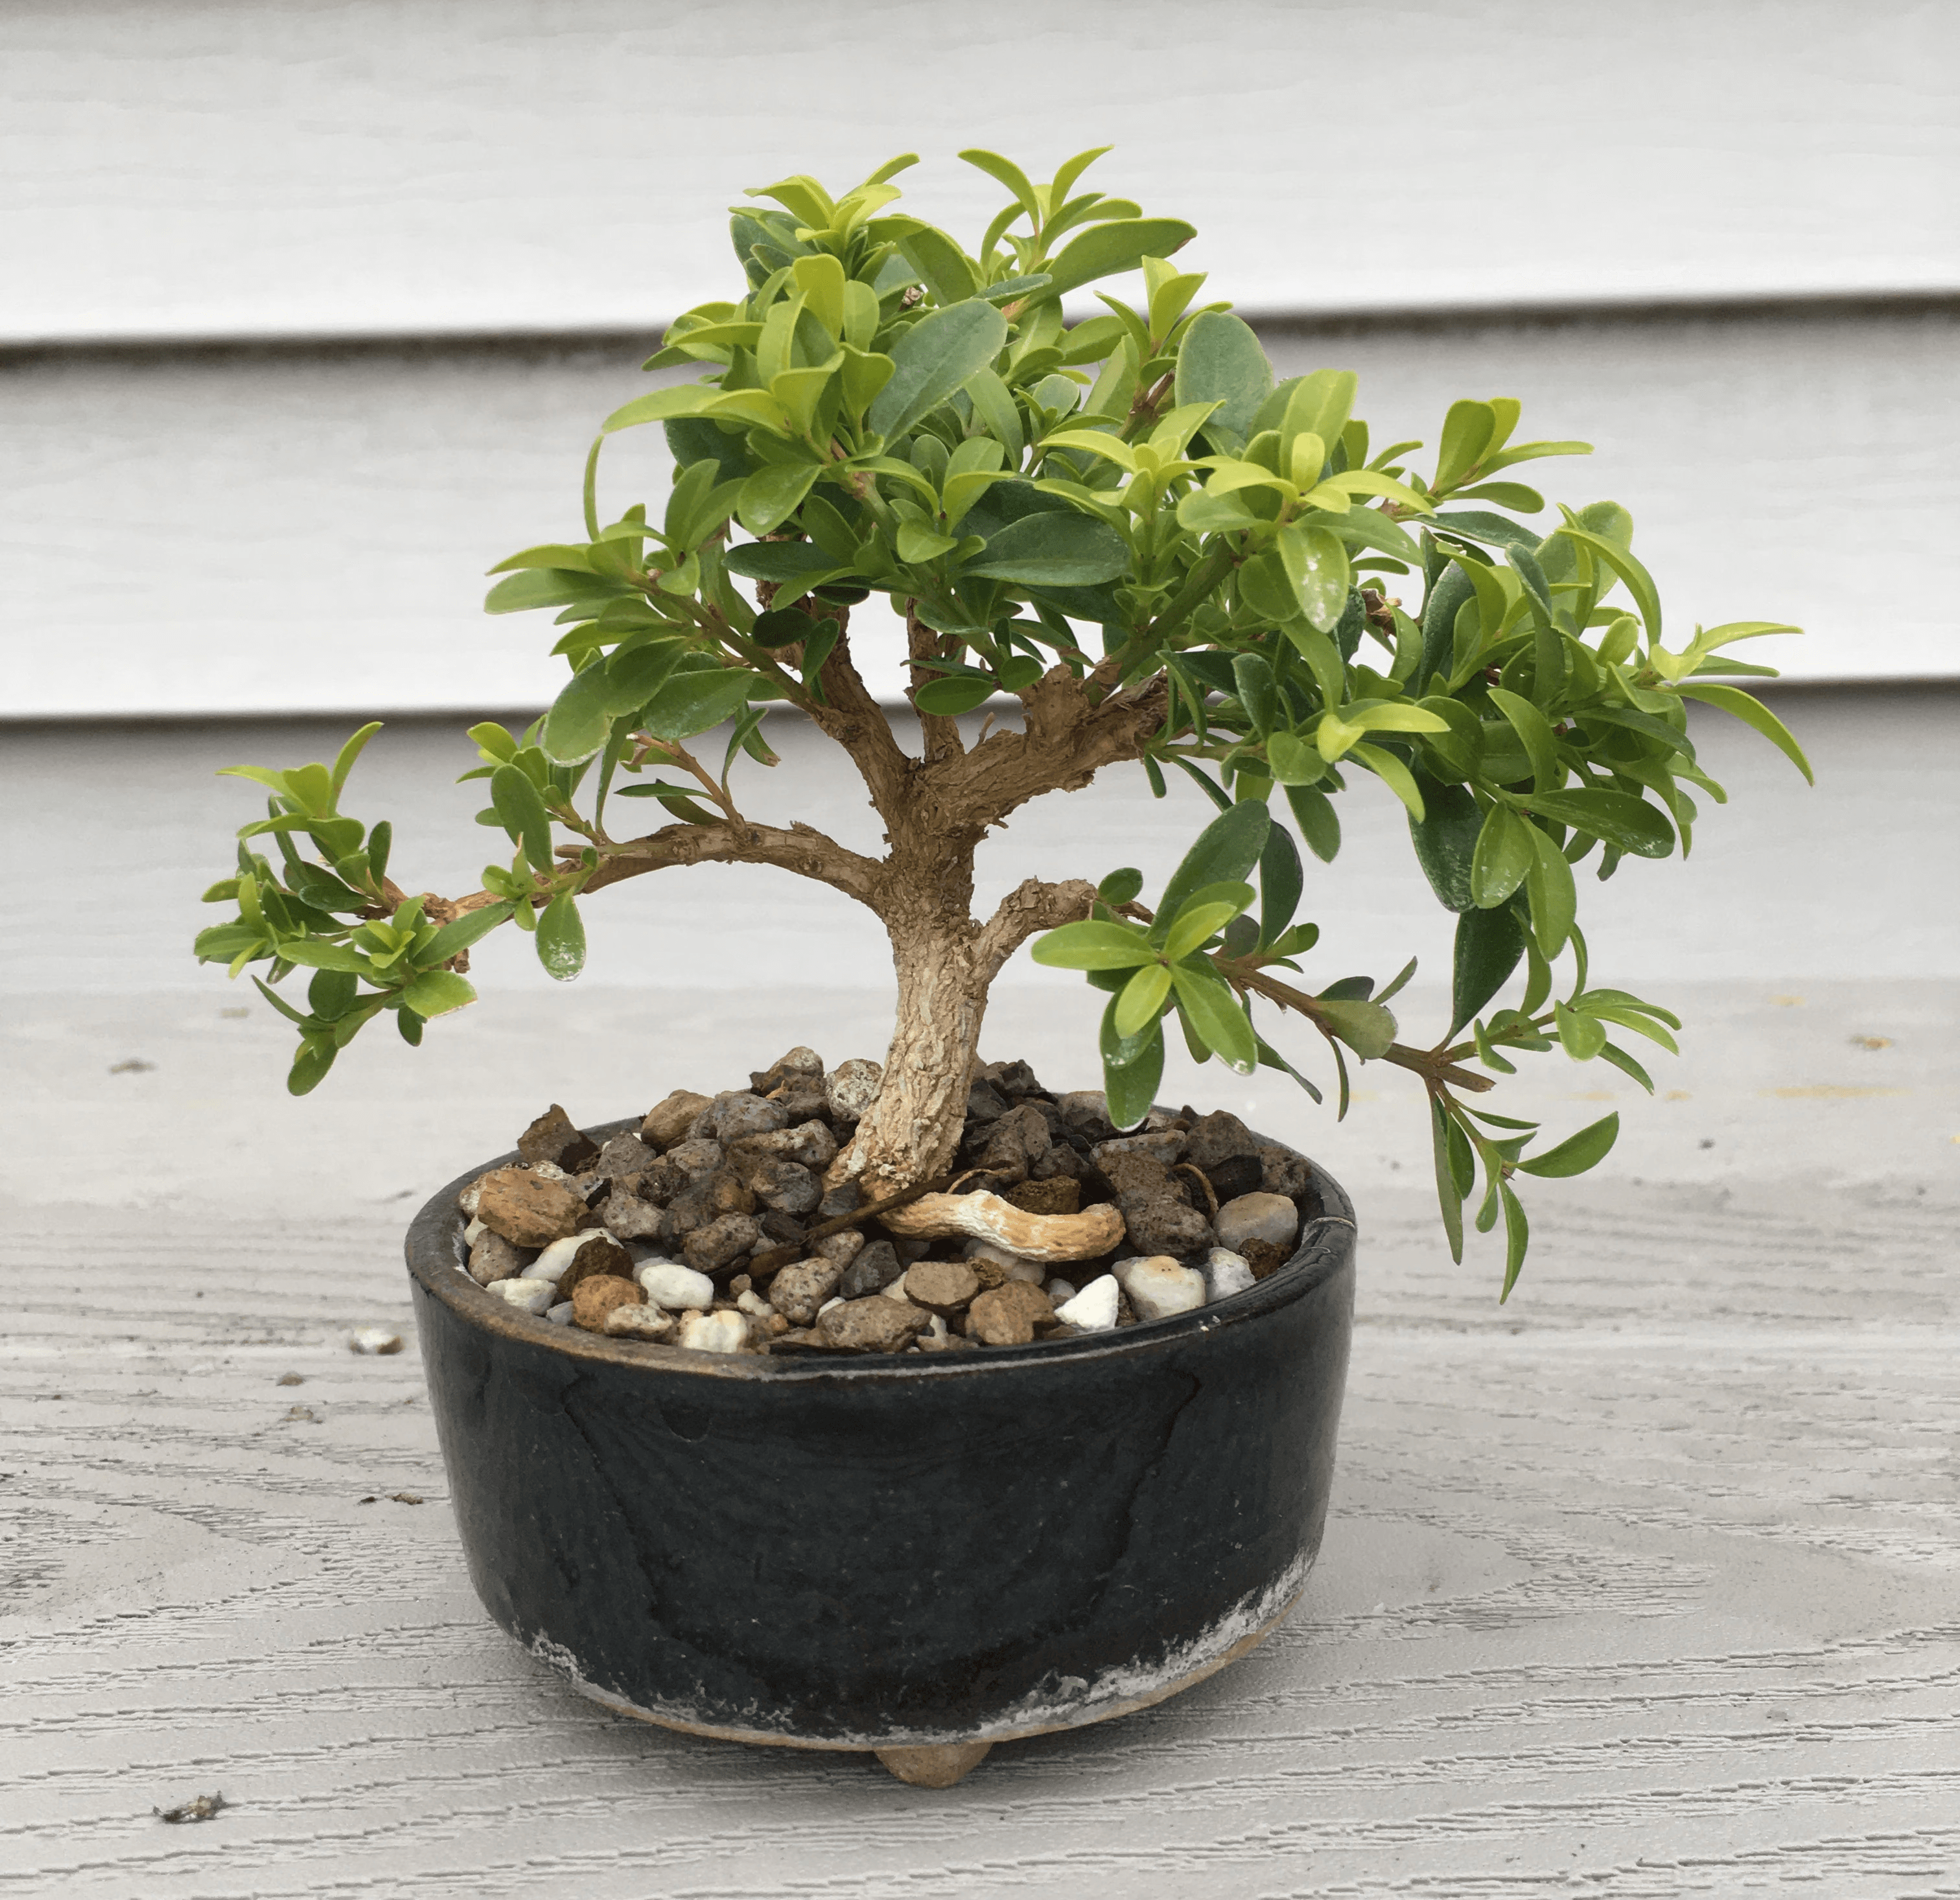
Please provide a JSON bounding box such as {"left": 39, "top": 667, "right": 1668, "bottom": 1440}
{"left": 682, "top": 1212, "right": 762, "bottom": 1276}
{"left": 467, "top": 1231, "right": 533, "bottom": 1286}
{"left": 734, "top": 1120, "right": 839, "bottom": 1170}
{"left": 692, "top": 1091, "right": 791, "bottom": 1143}
{"left": 1204, "top": 1247, "right": 1258, "bottom": 1303}
{"left": 767, "top": 1258, "right": 843, "bottom": 1325}
{"left": 839, "top": 1238, "right": 903, "bottom": 1299}
{"left": 824, "top": 1058, "right": 882, "bottom": 1124}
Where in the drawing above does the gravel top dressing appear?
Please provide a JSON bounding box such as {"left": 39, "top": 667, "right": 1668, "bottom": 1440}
{"left": 453, "top": 1044, "right": 1312, "bottom": 1360}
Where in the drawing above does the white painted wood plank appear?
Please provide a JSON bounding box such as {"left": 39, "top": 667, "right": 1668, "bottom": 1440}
{"left": 3, "top": 0, "right": 1957, "bottom": 346}
{"left": 3, "top": 305, "right": 1954, "bottom": 719}
{"left": 2, "top": 981, "right": 1955, "bottom": 1895}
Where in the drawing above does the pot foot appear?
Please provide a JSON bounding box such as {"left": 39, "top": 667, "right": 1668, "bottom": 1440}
{"left": 873, "top": 1741, "right": 992, "bottom": 1788}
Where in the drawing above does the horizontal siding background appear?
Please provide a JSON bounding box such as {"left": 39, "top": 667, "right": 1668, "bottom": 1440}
{"left": 3, "top": 0, "right": 1954, "bottom": 713}
{"left": 4, "top": 0, "right": 1956, "bottom": 343}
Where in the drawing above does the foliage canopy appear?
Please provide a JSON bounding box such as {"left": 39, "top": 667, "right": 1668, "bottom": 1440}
{"left": 196, "top": 148, "right": 1810, "bottom": 1297}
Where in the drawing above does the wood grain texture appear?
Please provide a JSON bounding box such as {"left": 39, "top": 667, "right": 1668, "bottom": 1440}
{"left": 3, "top": 308, "right": 1955, "bottom": 719}
{"left": 2, "top": 982, "right": 1956, "bottom": 1895}
{"left": 2, "top": 0, "right": 1955, "bottom": 345}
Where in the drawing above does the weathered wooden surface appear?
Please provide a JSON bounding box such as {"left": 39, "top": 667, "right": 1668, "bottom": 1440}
{"left": 3, "top": 976, "right": 1955, "bottom": 1895}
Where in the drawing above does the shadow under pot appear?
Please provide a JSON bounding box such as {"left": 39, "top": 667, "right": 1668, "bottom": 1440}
{"left": 404, "top": 1118, "right": 1356, "bottom": 1788}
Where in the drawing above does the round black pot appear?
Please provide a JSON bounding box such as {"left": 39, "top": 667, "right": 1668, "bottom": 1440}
{"left": 406, "top": 1119, "right": 1356, "bottom": 1779}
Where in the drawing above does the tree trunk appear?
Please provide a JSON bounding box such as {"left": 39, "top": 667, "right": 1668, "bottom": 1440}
{"left": 845, "top": 886, "right": 990, "bottom": 1196}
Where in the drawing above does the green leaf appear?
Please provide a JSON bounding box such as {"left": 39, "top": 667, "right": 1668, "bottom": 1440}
{"left": 1556, "top": 524, "right": 1662, "bottom": 645}
{"left": 1430, "top": 1100, "right": 1465, "bottom": 1264}
{"left": 535, "top": 893, "right": 587, "bottom": 982}
{"left": 642, "top": 666, "right": 754, "bottom": 741}
{"left": 1470, "top": 804, "right": 1535, "bottom": 907}
{"left": 1285, "top": 783, "right": 1341, "bottom": 863}
{"left": 1258, "top": 820, "right": 1303, "bottom": 949}
{"left": 1101, "top": 1005, "right": 1165, "bottom": 1129}
{"left": 1315, "top": 997, "right": 1397, "bottom": 1060}
{"left": 1498, "top": 1180, "right": 1529, "bottom": 1301}
{"left": 1452, "top": 901, "right": 1526, "bottom": 1035}
{"left": 1114, "top": 962, "right": 1173, "bottom": 1037}
{"left": 1521, "top": 787, "right": 1674, "bottom": 859}
{"left": 490, "top": 764, "right": 554, "bottom": 873}
{"left": 1156, "top": 802, "right": 1271, "bottom": 929}
{"left": 1173, "top": 312, "right": 1272, "bottom": 448}
{"left": 541, "top": 664, "right": 615, "bottom": 765}
{"left": 1279, "top": 523, "right": 1351, "bottom": 632}
{"left": 1170, "top": 964, "right": 1257, "bottom": 1074}
{"left": 736, "top": 463, "right": 822, "bottom": 535}
{"left": 1163, "top": 898, "right": 1249, "bottom": 961}
{"left": 1674, "top": 683, "right": 1814, "bottom": 783}
{"left": 957, "top": 148, "right": 1042, "bottom": 227}
{"left": 274, "top": 936, "right": 369, "bottom": 973}
{"left": 423, "top": 900, "right": 515, "bottom": 965}
{"left": 1039, "top": 218, "right": 1197, "bottom": 299}
{"left": 868, "top": 299, "right": 1010, "bottom": 443}
{"left": 1099, "top": 867, "right": 1144, "bottom": 905}
{"left": 1519, "top": 1111, "right": 1620, "bottom": 1178}
{"left": 329, "top": 722, "right": 382, "bottom": 797}
{"left": 1408, "top": 773, "right": 1480, "bottom": 912}
{"left": 1265, "top": 730, "right": 1325, "bottom": 787}
{"left": 1523, "top": 822, "right": 1578, "bottom": 958}
{"left": 894, "top": 222, "right": 981, "bottom": 306}
{"left": 1031, "top": 920, "right": 1158, "bottom": 971}
{"left": 1486, "top": 685, "right": 1561, "bottom": 793}
{"left": 965, "top": 365, "right": 1025, "bottom": 462}
{"left": 962, "top": 509, "right": 1130, "bottom": 585}
{"left": 288, "top": 1039, "right": 337, "bottom": 1096}
{"left": 1434, "top": 399, "right": 1496, "bottom": 493}
{"left": 400, "top": 969, "right": 478, "bottom": 1017}
{"left": 1554, "top": 999, "right": 1608, "bottom": 1060}
{"left": 914, "top": 675, "right": 996, "bottom": 715}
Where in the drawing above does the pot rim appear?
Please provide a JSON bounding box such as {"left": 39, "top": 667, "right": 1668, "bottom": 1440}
{"left": 406, "top": 1115, "right": 1355, "bottom": 1385}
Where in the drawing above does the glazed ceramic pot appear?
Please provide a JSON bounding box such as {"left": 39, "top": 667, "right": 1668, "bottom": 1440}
{"left": 405, "top": 1118, "right": 1355, "bottom": 1785}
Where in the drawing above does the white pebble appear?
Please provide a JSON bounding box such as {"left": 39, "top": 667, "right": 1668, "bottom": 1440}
{"left": 962, "top": 1238, "right": 1044, "bottom": 1282}
{"left": 1114, "top": 1256, "right": 1207, "bottom": 1322}
{"left": 1204, "top": 1248, "right": 1257, "bottom": 1303}
{"left": 817, "top": 1295, "right": 844, "bottom": 1315}
{"left": 463, "top": 1216, "right": 486, "bottom": 1247}
{"left": 637, "top": 1262, "right": 716, "bottom": 1310}
{"left": 736, "top": 1290, "right": 774, "bottom": 1319}
{"left": 883, "top": 1273, "right": 915, "bottom": 1303}
{"left": 527, "top": 1233, "right": 592, "bottom": 1284}
{"left": 605, "top": 1304, "right": 675, "bottom": 1340}
{"left": 488, "top": 1278, "right": 555, "bottom": 1315}
{"left": 1215, "top": 1192, "right": 1300, "bottom": 1254}
{"left": 1045, "top": 1278, "right": 1078, "bottom": 1304}
{"left": 347, "top": 1327, "right": 403, "bottom": 1354}
{"left": 1054, "top": 1275, "right": 1120, "bottom": 1332}
{"left": 677, "top": 1310, "right": 749, "bottom": 1353}
{"left": 546, "top": 1301, "right": 574, "bottom": 1327}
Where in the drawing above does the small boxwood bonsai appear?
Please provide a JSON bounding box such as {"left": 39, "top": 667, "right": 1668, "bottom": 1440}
{"left": 194, "top": 149, "right": 1810, "bottom": 1293}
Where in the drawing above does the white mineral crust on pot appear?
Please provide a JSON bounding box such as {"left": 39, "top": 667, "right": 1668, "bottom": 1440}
{"left": 636, "top": 1262, "right": 716, "bottom": 1310}
{"left": 1114, "top": 1256, "right": 1207, "bottom": 1322}
{"left": 1053, "top": 1275, "right": 1120, "bottom": 1332}
{"left": 489, "top": 1278, "right": 556, "bottom": 1315}
{"left": 1204, "top": 1248, "right": 1257, "bottom": 1303}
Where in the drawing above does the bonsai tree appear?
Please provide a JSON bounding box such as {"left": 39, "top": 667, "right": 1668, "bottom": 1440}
{"left": 194, "top": 149, "right": 1810, "bottom": 1295}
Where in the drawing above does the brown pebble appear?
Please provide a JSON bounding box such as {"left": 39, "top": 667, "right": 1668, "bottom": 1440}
{"left": 475, "top": 1167, "right": 587, "bottom": 1248}
{"left": 967, "top": 1281, "right": 1054, "bottom": 1347}
{"left": 1003, "top": 1177, "right": 1082, "bottom": 1216}
{"left": 904, "top": 1258, "right": 981, "bottom": 1315}
{"left": 468, "top": 1230, "right": 534, "bottom": 1286}
{"left": 517, "top": 1103, "right": 601, "bottom": 1173}
{"left": 968, "top": 1256, "right": 1011, "bottom": 1292}
{"left": 816, "top": 1297, "right": 931, "bottom": 1354}
{"left": 571, "top": 1275, "right": 642, "bottom": 1332}
{"left": 1242, "top": 1238, "right": 1289, "bottom": 1280}
{"left": 640, "top": 1089, "right": 714, "bottom": 1150}
{"left": 555, "top": 1231, "right": 635, "bottom": 1299}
